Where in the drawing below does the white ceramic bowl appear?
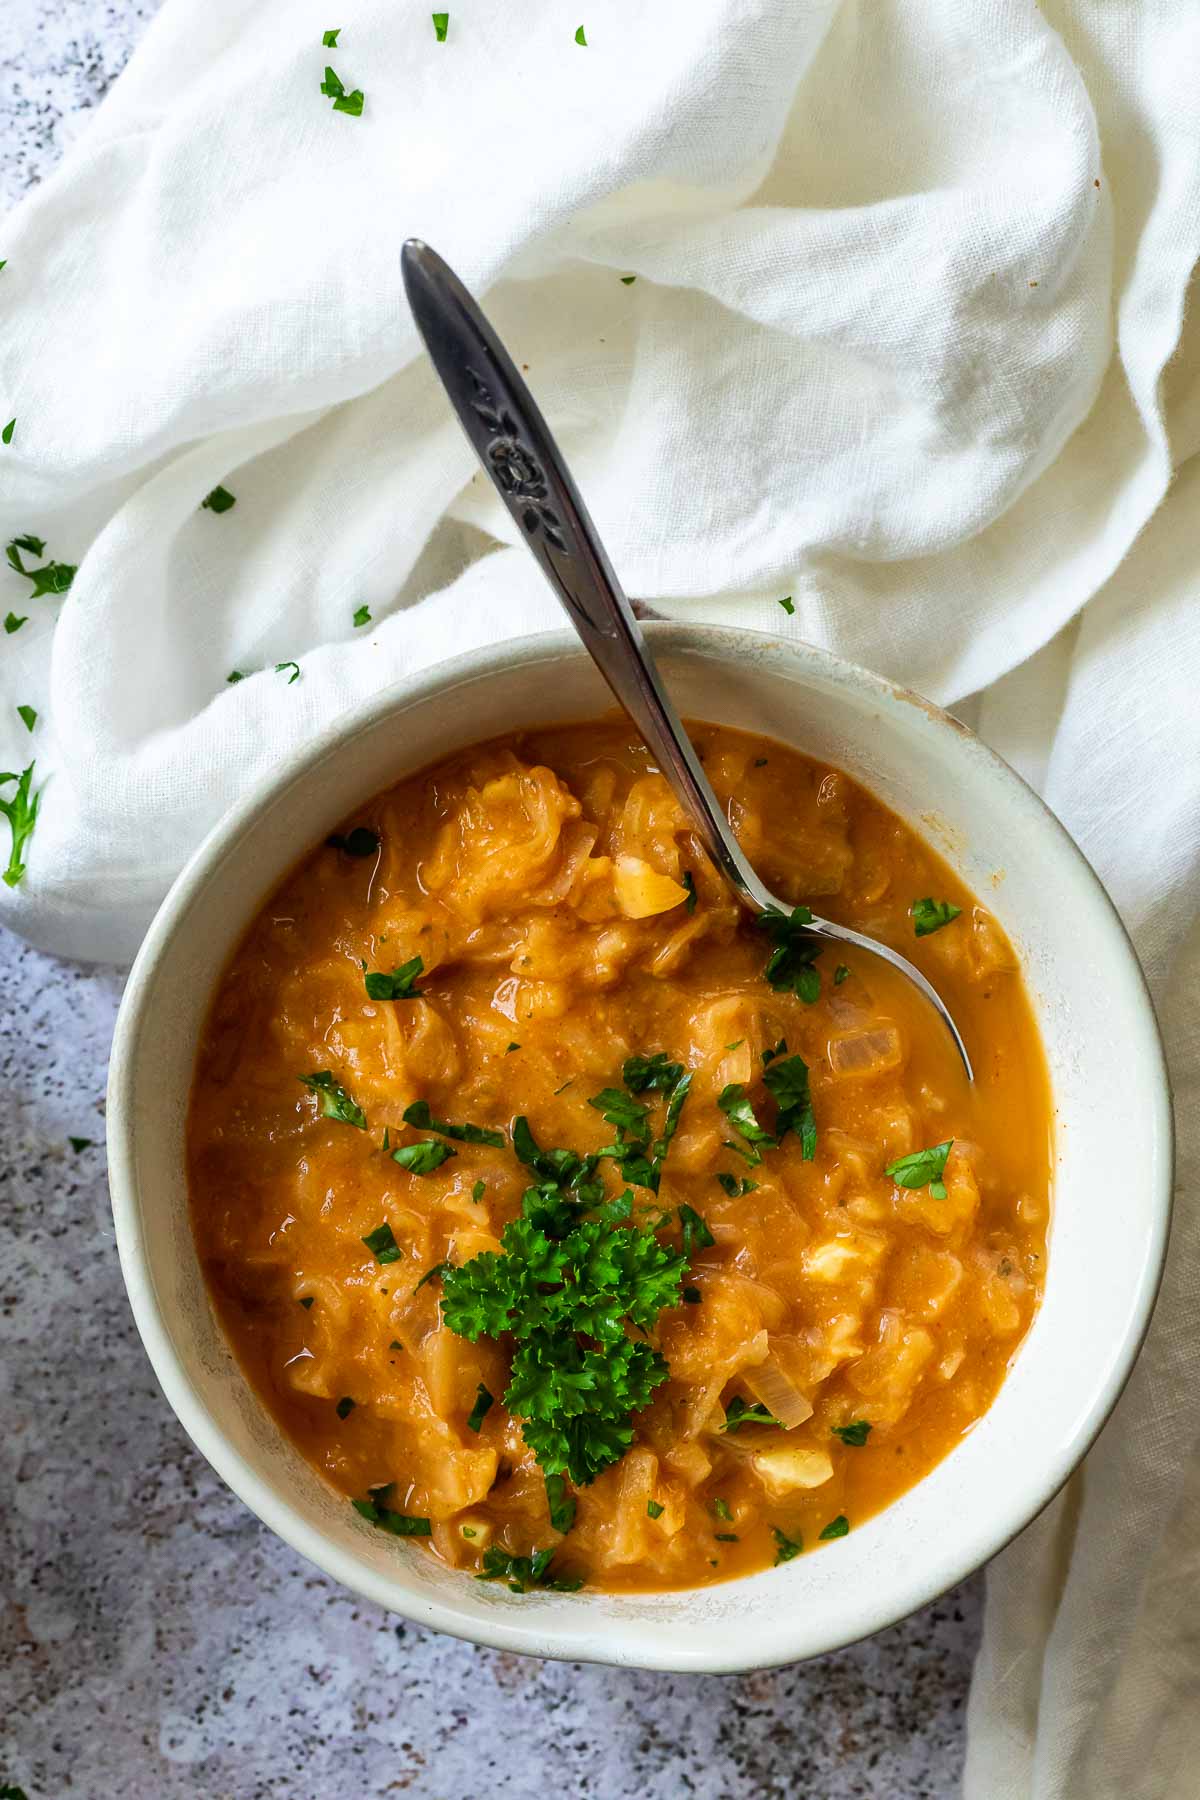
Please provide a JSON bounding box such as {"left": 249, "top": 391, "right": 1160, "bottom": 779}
{"left": 106, "top": 624, "right": 1172, "bottom": 1672}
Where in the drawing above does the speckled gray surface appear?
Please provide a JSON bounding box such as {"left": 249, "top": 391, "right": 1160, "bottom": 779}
{"left": 0, "top": 8, "right": 980, "bottom": 1795}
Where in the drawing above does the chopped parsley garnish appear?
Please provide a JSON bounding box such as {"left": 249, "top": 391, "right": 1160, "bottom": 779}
{"left": 512, "top": 1114, "right": 605, "bottom": 1227}
{"left": 682, "top": 1286, "right": 701, "bottom": 1303}
{"left": 466, "top": 1383, "right": 494, "bottom": 1433}
{"left": 717, "top": 1083, "right": 772, "bottom": 1161}
{"left": 362, "top": 1222, "right": 401, "bottom": 1264}
{"left": 298, "top": 1069, "right": 366, "bottom": 1128}
{"left": 885, "top": 1139, "right": 953, "bottom": 1198}
{"left": 646, "top": 1499, "right": 665, "bottom": 1519}
{"left": 772, "top": 1526, "right": 802, "bottom": 1563}
{"left": 442, "top": 1193, "right": 685, "bottom": 1486}
{"left": 779, "top": 595, "right": 795, "bottom": 615}
{"left": 432, "top": 11, "right": 449, "bottom": 39}
{"left": 0, "top": 762, "right": 40, "bottom": 887}
{"left": 403, "top": 1099, "right": 505, "bottom": 1147}
{"left": 461, "top": 1525, "right": 476, "bottom": 1538}
{"left": 352, "top": 603, "right": 371, "bottom": 626}
{"left": 819, "top": 1514, "right": 850, "bottom": 1540}
{"left": 414, "top": 1260, "right": 451, "bottom": 1292}
{"left": 712, "top": 1497, "right": 733, "bottom": 1522}
{"left": 554, "top": 1078, "right": 574, "bottom": 1095}
{"left": 364, "top": 955, "right": 423, "bottom": 1000}
{"left": 67, "top": 1136, "right": 93, "bottom": 1152}
{"left": 392, "top": 1138, "right": 455, "bottom": 1174}
{"left": 16, "top": 705, "right": 35, "bottom": 733}
{"left": 6, "top": 535, "right": 75, "bottom": 597}
{"left": 2, "top": 419, "right": 14, "bottom": 445}
{"left": 834, "top": 964, "right": 850, "bottom": 984}
{"left": 201, "top": 484, "right": 236, "bottom": 513}
{"left": 4, "top": 612, "right": 26, "bottom": 633}
{"left": 911, "top": 896, "right": 961, "bottom": 936}
{"left": 574, "top": 24, "right": 587, "bottom": 45}
{"left": 763, "top": 1053, "right": 817, "bottom": 1160}
{"left": 388, "top": 1338, "right": 402, "bottom": 1350}
{"left": 758, "top": 903, "right": 822, "bottom": 1001}
{"left": 753, "top": 757, "right": 768, "bottom": 768}
{"left": 477, "top": 1546, "right": 582, "bottom": 1593}
{"left": 352, "top": 1496, "right": 431, "bottom": 1536}
{"left": 832, "top": 1419, "right": 872, "bottom": 1447}
{"left": 715, "top": 1532, "right": 739, "bottom": 1543}
{"left": 677, "top": 1204, "right": 714, "bottom": 1257}
{"left": 681, "top": 870, "right": 697, "bottom": 913}
{"left": 322, "top": 27, "right": 340, "bottom": 46}
{"left": 321, "top": 65, "right": 365, "bottom": 114}
{"left": 717, "top": 1172, "right": 757, "bottom": 1197}
{"left": 275, "top": 660, "right": 300, "bottom": 684}
{"left": 506, "top": 1042, "right": 520, "bottom": 1053}
{"left": 226, "top": 670, "right": 246, "bottom": 683}
{"left": 762, "top": 1038, "right": 788, "bottom": 1065}
{"left": 620, "top": 274, "right": 636, "bottom": 286}
{"left": 545, "top": 1471, "right": 577, "bottom": 1532}
{"left": 472, "top": 1179, "right": 486, "bottom": 1201}
{"left": 335, "top": 1396, "right": 355, "bottom": 1420}
{"left": 299, "top": 1295, "right": 315, "bottom": 1309}
{"left": 327, "top": 825, "right": 379, "bottom": 856}
{"left": 722, "top": 1396, "right": 781, "bottom": 1432}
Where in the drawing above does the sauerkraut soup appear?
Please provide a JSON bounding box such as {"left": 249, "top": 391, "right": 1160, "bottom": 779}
{"left": 188, "top": 721, "right": 1050, "bottom": 1596}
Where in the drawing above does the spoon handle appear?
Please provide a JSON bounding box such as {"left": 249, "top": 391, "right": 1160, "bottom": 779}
{"left": 400, "top": 238, "right": 774, "bottom": 917}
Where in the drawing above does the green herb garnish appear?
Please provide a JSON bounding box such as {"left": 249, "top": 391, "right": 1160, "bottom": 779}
{"left": 321, "top": 65, "right": 364, "bottom": 114}
{"left": 362, "top": 1222, "right": 401, "bottom": 1264}
{"left": 717, "top": 1083, "right": 773, "bottom": 1162}
{"left": 715, "top": 1531, "right": 739, "bottom": 1543}
{"left": 772, "top": 1526, "right": 802, "bottom": 1563}
{"left": 546, "top": 1471, "right": 577, "bottom": 1533}
{"left": 646, "top": 1499, "right": 664, "bottom": 1519}
{"left": 432, "top": 11, "right": 449, "bottom": 39}
{"left": 574, "top": 24, "right": 587, "bottom": 45}
{"left": 682, "top": 1285, "right": 701, "bottom": 1303}
{"left": 819, "top": 1514, "right": 850, "bottom": 1540}
{"left": 2, "top": 419, "right": 14, "bottom": 446}
{"left": 327, "top": 826, "right": 379, "bottom": 856}
{"left": 779, "top": 595, "right": 795, "bottom": 615}
{"left": 415, "top": 1260, "right": 451, "bottom": 1292}
{"left": 0, "top": 763, "right": 40, "bottom": 887}
{"left": 352, "top": 603, "right": 371, "bottom": 626}
{"left": 298, "top": 1070, "right": 366, "bottom": 1128}
{"left": 365, "top": 955, "right": 423, "bottom": 1000}
{"left": 681, "top": 870, "right": 697, "bottom": 913}
{"left": 299, "top": 1295, "right": 315, "bottom": 1309}
{"left": 201, "top": 484, "right": 236, "bottom": 513}
{"left": 335, "top": 1396, "right": 355, "bottom": 1420}
{"left": 911, "top": 897, "right": 961, "bottom": 936}
{"left": 676, "top": 1204, "right": 714, "bottom": 1258}
{"left": 832, "top": 1419, "right": 872, "bottom": 1447}
{"left": 763, "top": 1053, "right": 816, "bottom": 1160}
{"left": 713, "top": 1497, "right": 732, "bottom": 1522}
{"left": 226, "top": 670, "right": 246, "bottom": 683}
{"left": 322, "top": 27, "right": 340, "bottom": 46}
{"left": 4, "top": 612, "right": 26, "bottom": 633}
{"left": 620, "top": 274, "right": 636, "bottom": 285}
{"left": 472, "top": 1179, "right": 486, "bottom": 1201}
{"left": 477, "top": 1545, "right": 582, "bottom": 1593}
{"left": 717, "top": 1172, "right": 757, "bottom": 1197}
{"left": 757, "top": 903, "right": 822, "bottom": 1001}
{"left": 762, "top": 1038, "right": 788, "bottom": 1065}
{"left": 403, "top": 1099, "right": 505, "bottom": 1148}
{"left": 834, "top": 964, "right": 850, "bottom": 984}
{"left": 392, "top": 1139, "right": 455, "bottom": 1174}
{"left": 275, "top": 660, "right": 300, "bottom": 684}
{"left": 67, "top": 1136, "right": 93, "bottom": 1152}
{"left": 352, "top": 1496, "right": 431, "bottom": 1536}
{"left": 885, "top": 1139, "right": 953, "bottom": 1198}
{"left": 6, "top": 535, "right": 75, "bottom": 597}
{"left": 16, "top": 705, "right": 35, "bottom": 733}
{"left": 467, "top": 1383, "right": 495, "bottom": 1433}
{"left": 722, "top": 1396, "right": 781, "bottom": 1432}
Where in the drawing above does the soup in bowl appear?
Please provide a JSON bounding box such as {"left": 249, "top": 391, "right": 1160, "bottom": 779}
{"left": 107, "top": 626, "right": 1170, "bottom": 1668}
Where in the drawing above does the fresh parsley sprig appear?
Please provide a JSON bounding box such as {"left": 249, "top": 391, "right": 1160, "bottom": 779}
{"left": 0, "top": 762, "right": 40, "bottom": 887}
{"left": 757, "top": 902, "right": 823, "bottom": 1002}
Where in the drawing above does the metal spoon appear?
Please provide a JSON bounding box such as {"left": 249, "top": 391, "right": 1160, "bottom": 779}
{"left": 401, "top": 239, "right": 973, "bottom": 1080}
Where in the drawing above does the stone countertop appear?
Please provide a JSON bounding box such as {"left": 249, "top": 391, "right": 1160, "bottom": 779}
{"left": 0, "top": 6, "right": 980, "bottom": 1794}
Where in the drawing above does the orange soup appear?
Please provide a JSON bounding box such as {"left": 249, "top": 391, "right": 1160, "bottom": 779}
{"left": 188, "top": 721, "right": 1050, "bottom": 1595}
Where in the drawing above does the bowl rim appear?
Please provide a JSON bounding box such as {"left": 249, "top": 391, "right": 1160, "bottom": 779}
{"left": 106, "top": 621, "right": 1174, "bottom": 1672}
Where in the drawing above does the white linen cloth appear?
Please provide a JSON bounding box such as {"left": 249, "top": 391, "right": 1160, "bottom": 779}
{"left": 1, "top": 0, "right": 1198, "bottom": 1789}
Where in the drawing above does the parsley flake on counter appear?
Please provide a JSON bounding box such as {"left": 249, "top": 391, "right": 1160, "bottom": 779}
{"left": 365, "top": 955, "right": 423, "bottom": 1000}
{"left": 335, "top": 1396, "right": 355, "bottom": 1420}
{"left": 4, "top": 612, "right": 26, "bottom": 633}
{"left": 772, "top": 1526, "right": 802, "bottom": 1563}
{"left": 6, "top": 535, "right": 75, "bottom": 597}
{"left": 574, "top": 25, "right": 587, "bottom": 45}
{"left": 545, "top": 1471, "right": 576, "bottom": 1533}
{"left": 322, "top": 27, "right": 340, "bottom": 46}
{"left": 2, "top": 419, "right": 14, "bottom": 445}
{"left": 646, "top": 1499, "right": 665, "bottom": 1519}
{"left": 201, "top": 484, "right": 236, "bottom": 513}
{"left": 911, "top": 896, "right": 961, "bottom": 936}
{"left": 362, "top": 1221, "right": 401, "bottom": 1264}
{"left": 758, "top": 902, "right": 822, "bottom": 1001}
{"left": 467, "top": 1383, "right": 495, "bottom": 1433}
{"left": 779, "top": 595, "right": 795, "bottom": 615}
{"left": 477, "top": 1546, "right": 582, "bottom": 1593}
{"left": 67, "top": 1136, "right": 94, "bottom": 1152}
{"left": 275, "top": 660, "right": 300, "bottom": 684}
{"left": 885, "top": 1138, "right": 953, "bottom": 1197}
{"left": 392, "top": 1138, "right": 455, "bottom": 1174}
{"left": 819, "top": 1514, "right": 850, "bottom": 1540}
{"left": 0, "top": 762, "right": 40, "bottom": 887}
{"left": 352, "top": 603, "right": 371, "bottom": 626}
{"left": 403, "top": 1099, "right": 505, "bottom": 1147}
{"left": 722, "top": 1396, "right": 781, "bottom": 1432}
{"left": 298, "top": 1069, "right": 366, "bottom": 1128}
{"left": 677, "top": 1203, "right": 714, "bottom": 1258}
{"left": 326, "top": 825, "right": 379, "bottom": 857}
{"left": 432, "top": 11, "right": 449, "bottom": 40}
{"left": 763, "top": 1053, "right": 816, "bottom": 1160}
{"left": 352, "top": 1495, "right": 431, "bottom": 1536}
{"left": 16, "top": 705, "right": 35, "bottom": 733}
{"left": 832, "top": 1419, "right": 872, "bottom": 1447}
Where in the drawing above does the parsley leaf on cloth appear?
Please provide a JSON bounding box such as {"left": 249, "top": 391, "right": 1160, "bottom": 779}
{"left": 0, "top": 762, "right": 40, "bottom": 887}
